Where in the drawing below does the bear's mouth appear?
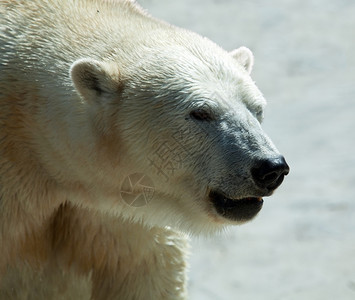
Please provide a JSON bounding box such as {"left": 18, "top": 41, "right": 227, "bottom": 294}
{"left": 209, "top": 190, "right": 263, "bottom": 222}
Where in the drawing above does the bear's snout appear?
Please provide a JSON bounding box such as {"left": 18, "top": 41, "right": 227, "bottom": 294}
{"left": 251, "top": 156, "right": 290, "bottom": 191}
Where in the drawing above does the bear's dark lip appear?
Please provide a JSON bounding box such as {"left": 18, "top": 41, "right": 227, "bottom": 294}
{"left": 209, "top": 190, "right": 263, "bottom": 222}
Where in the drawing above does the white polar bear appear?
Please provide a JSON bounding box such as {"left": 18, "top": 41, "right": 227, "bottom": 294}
{"left": 0, "top": 0, "right": 289, "bottom": 299}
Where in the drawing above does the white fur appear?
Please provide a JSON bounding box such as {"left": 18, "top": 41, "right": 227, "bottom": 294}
{"left": 0, "top": 0, "right": 282, "bottom": 298}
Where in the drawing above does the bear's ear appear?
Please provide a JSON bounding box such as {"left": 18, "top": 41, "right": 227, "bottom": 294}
{"left": 230, "top": 46, "right": 254, "bottom": 74}
{"left": 70, "top": 58, "right": 122, "bottom": 103}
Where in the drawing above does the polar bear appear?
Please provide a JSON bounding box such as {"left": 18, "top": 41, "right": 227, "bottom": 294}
{"left": 0, "top": 0, "right": 289, "bottom": 299}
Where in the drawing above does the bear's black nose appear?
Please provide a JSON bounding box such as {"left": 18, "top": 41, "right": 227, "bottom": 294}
{"left": 251, "top": 156, "right": 290, "bottom": 191}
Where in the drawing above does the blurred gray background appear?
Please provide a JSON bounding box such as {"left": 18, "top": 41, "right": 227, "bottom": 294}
{"left": 138, "top": 1, "right": 355, "bottom": 299}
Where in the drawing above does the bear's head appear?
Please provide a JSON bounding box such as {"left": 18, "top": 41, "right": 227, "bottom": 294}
{"left": 69, "top": 32, "right": 289, "bottom": 234}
